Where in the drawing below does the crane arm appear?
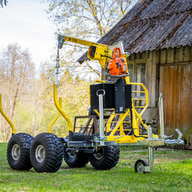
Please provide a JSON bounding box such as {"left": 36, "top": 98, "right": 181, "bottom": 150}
{"left": 58, "top": 35, "right": 107, "bottom": 49}
{"left": 57, "top": 34, "right": 129, "bottom": 69}
{"left": 58, "top": 34, "right": 108, "bottom": 68}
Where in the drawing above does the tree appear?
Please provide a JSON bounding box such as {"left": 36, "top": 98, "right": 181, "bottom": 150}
{"left": 46, "top": 0, "right": 135, "bottom": 79}
{"left": 0, "top": 0, "right": 7, "bottom": 7}
{"left": 47, "top": 0, "right": 134, "bottom": 38}
{"left": 0, "top": 44, "right": 35, "bottom": 141}
{"left": 0, "top": 44, "right": 35, "bottom": 118}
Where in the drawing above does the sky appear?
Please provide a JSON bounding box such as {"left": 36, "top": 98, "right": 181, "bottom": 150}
{"left": 0, "top": 0, "right": 56, "bottom": 72}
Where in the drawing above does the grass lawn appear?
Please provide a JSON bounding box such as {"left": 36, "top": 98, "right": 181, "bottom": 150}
{"left": 0, "top": 142, "right": 192, "bottom": 192}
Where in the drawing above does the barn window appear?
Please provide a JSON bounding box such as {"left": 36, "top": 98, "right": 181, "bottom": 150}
{"left": 128, "top": 63, "right": 146, "bottom": 85}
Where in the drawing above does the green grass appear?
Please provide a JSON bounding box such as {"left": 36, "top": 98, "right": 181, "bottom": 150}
{"left": 0, "top": 143, "right": 192, "bottom": 192}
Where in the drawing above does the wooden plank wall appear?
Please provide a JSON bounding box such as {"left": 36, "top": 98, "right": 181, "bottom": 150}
{"left": 128, "top": 46, "right": 192, "bottom": 148}
{"left": 159, "top": 46, "right": 192, "bottom": 148}
{"left": 160, "top": 64, "right": 192, "bottom": 138}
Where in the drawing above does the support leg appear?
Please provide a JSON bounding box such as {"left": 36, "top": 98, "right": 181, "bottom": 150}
{"left": 148, "top": 125, "right": 154, "bottom": 172}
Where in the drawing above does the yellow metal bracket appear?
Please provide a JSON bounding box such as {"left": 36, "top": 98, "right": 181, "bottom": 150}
{"left": 109, "top": 109, "right": 130, "bottom": 136}
{"left": 53, "top": 85, "right": 73, "bottom": 132}
{"left": 0, "top": 94, "right": 16, "bottom": 134}
{"left": 48, "top": 97, "right": 62, "bottom": 133}
{"left": 106, "top": 111, "right": 116, "bottom": 132}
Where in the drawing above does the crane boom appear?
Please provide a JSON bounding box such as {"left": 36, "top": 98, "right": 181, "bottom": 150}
{"left": 58, "top": 35, "right": 107, "bottom": 48}
{"left": 58, "top": 34, "right": 128, "bottom": 69}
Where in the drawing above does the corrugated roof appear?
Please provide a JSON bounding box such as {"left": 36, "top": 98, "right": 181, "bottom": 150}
{"left": 78, "top": 0, "right": 192, "bottom": 63}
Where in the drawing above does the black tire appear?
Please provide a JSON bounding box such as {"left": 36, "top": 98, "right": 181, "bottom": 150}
{"left": 7, "top": 133, "right": 33, "bottom": 170}
{"left": 134, "top": 159, "right": 149, "bottom": 173}
{"left": 64, "top": 147, "right": 89, "bottom": 168}
{"left": 30, "top": 133, "right": 63, "bottom": 172}
{"left": 89, "top": 146, "right": 120, "bottom": 170}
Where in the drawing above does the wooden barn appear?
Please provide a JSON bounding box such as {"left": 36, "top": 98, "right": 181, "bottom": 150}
{"left": 79, "top": 0, "right": 192, "bottom": 148}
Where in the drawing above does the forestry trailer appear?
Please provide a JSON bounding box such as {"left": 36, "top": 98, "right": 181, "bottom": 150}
{"left": 1, "top": 35, "right": 184, "bottom": 173}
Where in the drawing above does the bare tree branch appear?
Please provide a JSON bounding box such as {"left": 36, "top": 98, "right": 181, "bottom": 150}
{"left": 46, "top": 0, "right": 135, "bottom": 79}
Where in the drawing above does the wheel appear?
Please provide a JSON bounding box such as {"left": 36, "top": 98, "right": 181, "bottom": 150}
{"left": 30, "top": 133, "right": 63, "bottom": 172}
{"left": 134, "top": 159, "right": 149, "bottom": 173}
{"left": 89, "top": 146, "right": 120, "bottom": 170}
{"left": 63, "top": 147, "right": 89, "bottom": 168}
{"left": 7, "top": 133, "right": 33, "bottom": 170}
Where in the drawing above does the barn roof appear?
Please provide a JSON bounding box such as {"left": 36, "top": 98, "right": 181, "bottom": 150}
{"left": 78, "top": 0, "right": 192, "bottom": 63}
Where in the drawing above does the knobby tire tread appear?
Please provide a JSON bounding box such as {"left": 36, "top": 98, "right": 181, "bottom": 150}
{"left": 30, "top": 133, "right": 63, "bottom": 173}
{"left": 89, "top": 146, "right": 120, "bottom": 170}
{"left": 63, "top": 147, "right": 89, "bottom": 168}
{"left": 7, "top": 133, "right": 33, "bottom": 170}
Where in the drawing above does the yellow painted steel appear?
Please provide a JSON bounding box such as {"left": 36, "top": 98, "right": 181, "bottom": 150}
{"left": 124, "top": 57, "right": 131, "bottom": 84}
{"left": 62, "top": 35, "right": 129, "bottom": 68}
{"left": 88, "top": 79, "right": 152, "bottom": 144}
{"left": 63, "top": 35, "right": 106, "bottom": 48}
{"left": 48, "top": 97, "right": 62, "bottom": 133}
{"left": 0, "top": 94, "right": 16, "bottom": 134}
{"left": 100, "top": 81, "right": 150, "bottom": 142}
{"left": 96, "top": 80, "right": 107, "bottom": 83}
{"left": 93, "top": 109, "right": 100, "bottom": 117}
{"left": 61, "top": 35, "right": 108, "bottom": 68}
{"left": 109, "top": 110, "right": 129, "bottom": 136}
{"left": 119, "top": 114, "right": 125, "bottom": 136}
{"left": 92, "top": 81, "right": 150, "bottom": 142}
{"left": 131, "top": 108, "right": 139, "bottom": 136}
{"left": 134, "top": 108, "right": 146, "bottom": 127}
{"left": 106, "top": 112, "right": 116, "bottom": 132}
{"left": 129, "top": 82, "right": 148, "bottom": 116}
{"left": 53, "top": 85, "right": 73, "bottom": 132}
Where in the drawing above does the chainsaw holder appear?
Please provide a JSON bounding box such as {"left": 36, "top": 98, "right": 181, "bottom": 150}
{"left": 107, "top": 47, "right": 128, "bottom": 76}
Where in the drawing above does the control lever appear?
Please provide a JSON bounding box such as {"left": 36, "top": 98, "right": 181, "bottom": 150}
{"left": 175, "top": 129, "right": 182, "bottom": 140}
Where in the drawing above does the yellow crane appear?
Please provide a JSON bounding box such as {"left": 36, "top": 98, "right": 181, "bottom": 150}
{"left": 56, "top": 34, "right": 151, "bottom": 145}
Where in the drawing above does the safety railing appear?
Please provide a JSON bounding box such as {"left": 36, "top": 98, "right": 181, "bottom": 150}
{"left": 129, "top": 82, "right": 148, "bottom": 116}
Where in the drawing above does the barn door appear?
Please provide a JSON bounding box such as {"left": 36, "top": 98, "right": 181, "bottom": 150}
{"left": 160, "top": 64, "right": 192, "bottom": 147}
